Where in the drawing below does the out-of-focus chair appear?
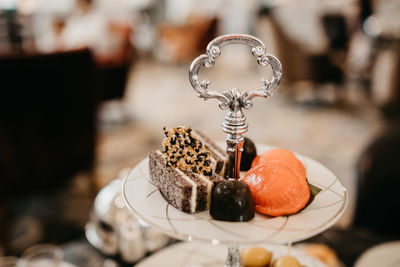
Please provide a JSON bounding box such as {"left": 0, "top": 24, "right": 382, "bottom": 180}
{"left": 0, "top": 49, "right": 98, "bottom": 197}
{"left": 158, "top": 15, "right": 219, "bottom": 63}
{"left": 94, "top": 22, "right": 135, "bottom": 102}
{"left": 0, "top": 49, "right": 98, "bottom": 250}
{"left": 311, "top": 13, "right": 349, "bottom": 86}
{"left": 59, "top": 7, "right": 135, "bottom": 103}
{"left": 373, "top": 42, "right": 400, "bottom": 117}
{"left": 266, "top": 11, "right": 348, "bottom": 102}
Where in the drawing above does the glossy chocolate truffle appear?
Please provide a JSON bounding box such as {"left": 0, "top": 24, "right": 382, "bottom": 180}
{"left": 210, "top": 179, "right": 255, "bottom": 222}
{"left": 240, "top": 137, "right": 257, "bottom": 171}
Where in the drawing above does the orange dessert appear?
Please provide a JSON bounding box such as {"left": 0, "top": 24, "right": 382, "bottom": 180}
{"left": 251, "top": 155, "right": 262, "bottom": 168}
{"left": 251, "top": 149, "right": 306, "bottom": 178}
{"left": 243, "top": 158, "right": 310, "bottom": 217}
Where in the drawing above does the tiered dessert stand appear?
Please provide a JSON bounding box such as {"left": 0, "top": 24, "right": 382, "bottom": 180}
{"left": 122, "top": 34, "right": 348, "bottom": 267}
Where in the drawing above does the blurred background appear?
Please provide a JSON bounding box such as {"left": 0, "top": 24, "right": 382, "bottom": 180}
{"left": 1, "top": 0, "right": 400, "bottom": 266}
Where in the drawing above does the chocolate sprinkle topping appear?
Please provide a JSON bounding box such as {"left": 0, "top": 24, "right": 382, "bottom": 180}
{"left": 162, "top": 126, "right": 214, "bottom": 176}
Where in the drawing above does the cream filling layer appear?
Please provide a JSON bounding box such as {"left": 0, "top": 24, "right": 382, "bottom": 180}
{"left": 197, "top": 174, "right": 213, "bottom": 209}
{"left": 175, "top": 168, "right": 197, "bottom": 213}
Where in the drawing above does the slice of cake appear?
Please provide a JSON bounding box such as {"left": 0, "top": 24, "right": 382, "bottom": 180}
{"left": 149, "top": 126, "right": 227, "bottom": 213}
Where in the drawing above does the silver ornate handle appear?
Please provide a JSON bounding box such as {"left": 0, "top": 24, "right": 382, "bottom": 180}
{"left": 189, "top": 33, "right": 282, "bottom": 110}
{"left": 188, "top": 34, "right": 282, "bottom": 180}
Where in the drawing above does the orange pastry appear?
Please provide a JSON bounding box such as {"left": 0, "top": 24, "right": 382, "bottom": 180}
{"left": 251, "top": 155, "right": 262, "bottom": 169}
{"left": 251, "top": 149, "right": 306, "bottom": 178}
{"left": 242, "top": 161, "right": 310, "bottom": 216}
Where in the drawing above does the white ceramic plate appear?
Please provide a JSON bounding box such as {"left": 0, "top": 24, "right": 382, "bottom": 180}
{"left": 136, "top": 241, "right": 328, "bottom": 267}
{"left": 122, "top": 144, "right": 347, "bottom": 244}
{"left": 354, "top": 241, "right": 400, "bottom": 267}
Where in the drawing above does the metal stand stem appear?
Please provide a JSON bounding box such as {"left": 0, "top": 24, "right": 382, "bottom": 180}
{"left": 222, "top": 89, "right": 247, "bottom": 179}
{"left": 189, "top": 33, "right": 282, "bottom": 179}
{"left": 189, "top": 33, "right": 282, "bottom": 267}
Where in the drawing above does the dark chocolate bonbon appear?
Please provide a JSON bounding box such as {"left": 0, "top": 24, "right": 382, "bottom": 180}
{"left": 240, "top": 137, "right": 257, "bottom": 171}
{"left": 210, "top": 179, "right": 255, "bottom": 222}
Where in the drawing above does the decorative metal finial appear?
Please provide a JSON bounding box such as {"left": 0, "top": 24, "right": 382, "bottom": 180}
{"left": 189, "top": 34, "right": 282, "bottom": 180}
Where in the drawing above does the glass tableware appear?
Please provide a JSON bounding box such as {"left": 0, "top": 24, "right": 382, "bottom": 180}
{"left": 20, "top": 244, "right": 63, "bottom": 267}
{"left": 85, "top": 177, "right": 170, "bottom": 262}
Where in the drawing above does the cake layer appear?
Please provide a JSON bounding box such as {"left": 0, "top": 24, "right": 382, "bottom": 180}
{"left": 149, "top": 150, "right": 224, "bottom": 213}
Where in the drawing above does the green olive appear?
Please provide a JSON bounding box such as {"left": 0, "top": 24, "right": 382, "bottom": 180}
{"left": 241, "top": 247, "right": 272, "bottom": 267}
{"left": 272, "top": 255, "right": 301, "bottom": 267}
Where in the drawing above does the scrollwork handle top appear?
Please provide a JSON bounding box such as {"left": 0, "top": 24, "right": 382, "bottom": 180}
{"left": 188, "top": 33, "right": 282, "bottom": 111}
{"left": 206, "top": 34, "right": 266, "bottom": 59}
